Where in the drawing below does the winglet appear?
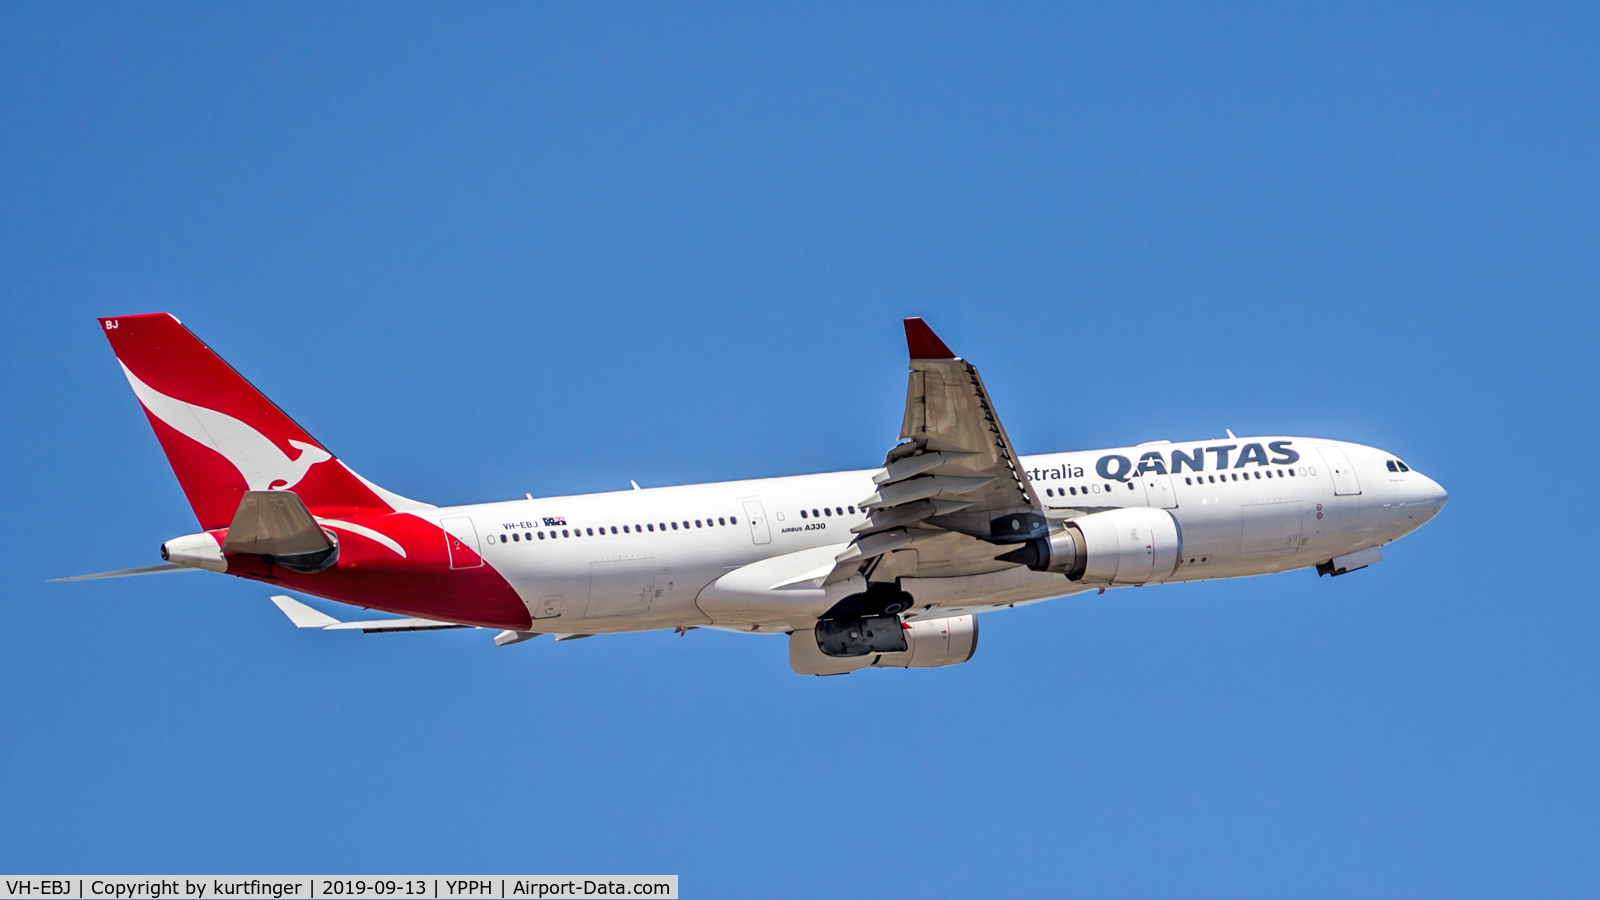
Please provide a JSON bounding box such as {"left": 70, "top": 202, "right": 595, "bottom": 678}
{"left": 904, "top": 318, "right": 956, "bottom": 360}
{"left": 270, "top": 594, "right": 341, "bottom": 628}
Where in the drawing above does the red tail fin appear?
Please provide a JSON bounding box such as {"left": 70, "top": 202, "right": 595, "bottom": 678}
{"left": 99, "top": 313, "right": 416, "bottom": 529}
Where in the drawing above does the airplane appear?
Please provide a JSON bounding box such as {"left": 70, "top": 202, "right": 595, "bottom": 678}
{"left": 62, "top": 313, "right": 1447, "bottom": 675}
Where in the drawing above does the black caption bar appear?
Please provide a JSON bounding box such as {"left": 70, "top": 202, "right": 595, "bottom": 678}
{"left": 0, "top": 879, "right": 676, "bottom": 900}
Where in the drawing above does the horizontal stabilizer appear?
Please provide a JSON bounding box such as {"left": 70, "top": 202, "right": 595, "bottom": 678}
{"left": 269, "top": 594, "right": 470, "bottom": 634}
{"left": 269, "top": 594, "right": 340, "bottom": 628}
{"left": 328, "top": 619, "right": 470, "bottom": 633}
{"left": 222, "top": 491, "right": 331, "bottom": 556}
{"left": 50, "top": 563, "right": 196, "bottom": 582}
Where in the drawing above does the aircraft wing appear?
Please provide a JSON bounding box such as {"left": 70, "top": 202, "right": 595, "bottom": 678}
{"left": 827, "top": 319, "right": 1046, "bottom": 585}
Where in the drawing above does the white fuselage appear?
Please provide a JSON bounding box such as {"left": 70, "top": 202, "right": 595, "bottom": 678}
{"left": 423, "top": 436, "right": 1447, "bottom": 634}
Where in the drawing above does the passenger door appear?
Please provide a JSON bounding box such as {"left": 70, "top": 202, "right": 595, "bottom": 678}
{"left": 1317, "top": 447, "right": 1363, "bottom": 495}
{"left": 440, "top": 516, "right": 482, "bottom": 569}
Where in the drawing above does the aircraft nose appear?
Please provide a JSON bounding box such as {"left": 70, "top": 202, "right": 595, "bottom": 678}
{"left": 1413, "top": 473, "right": 1448, "bottom": 516}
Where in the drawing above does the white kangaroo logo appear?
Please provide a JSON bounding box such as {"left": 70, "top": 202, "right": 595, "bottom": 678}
{"left": 118, "top": 361, "right": 333, "bottom": 491}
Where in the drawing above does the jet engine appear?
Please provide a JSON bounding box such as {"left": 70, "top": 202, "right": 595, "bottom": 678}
{"left": 789, "top": 614, "right": 979, "bottom": 676}
{"left": 997, "top": 506, "right": 1181, "bottom": 585}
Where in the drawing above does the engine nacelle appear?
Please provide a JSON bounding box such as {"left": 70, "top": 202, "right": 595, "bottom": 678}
{"left": 789, "top": 614, "right": 979, "bottom": 676}
{"left": 999, "top": 507, "right": 1181, "bottom": 585}
{"left": 160, "top": 532, "right": 227, "bottom": 572}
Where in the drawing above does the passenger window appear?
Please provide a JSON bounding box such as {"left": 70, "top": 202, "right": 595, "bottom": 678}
{"left": 1070, "top": 486, "right": 1077, "bottom": 495}
{"left": 1045, "top": 488, "right": 1053, "bottom": 497}
{"left": 659, "top": 522, "right": 666, "bottom": 531}
{"left": 1254, "top": 472, "right": 1262, "bottom": 479}
{"left": 682, "top": 521, "right": 689, "bottom": 529}
{"left": 1287, "top": 470, "right": 1294, "bottom": 477}
{"left": 694, "top": 520, "right": 702, "bottom": 527}
{"left": 561, "top": 529, "right": 569, "bottom": 537}
{"left": 848, "top": 506, "right": 856, "bottom": 514}
{"left": 823, "top": 508, "right": 831, "bottom": 517}
{"left": 730, "top": 516, "right": 737, "bottom": 525}
{"left": 718, "top": 517, "right": 726, "bottom": 526}
{"left": 537, "top": 531, "right": 545, "bottom": 540}
{"left": 1185, "top": 477, "right": 1192, "bottom": 485}
{"left": 1128, "top": 482, "right": 1134, "bottom": 490}
{"left": 622, "top": 525, "right": 630, "bottom": 533}
{"left": 511, "top": 533, "right": 519, "bottom": 542}
{"left": 647, "top": 524, "right": 654, "bottom": 532}
{"left": 1266, "top": 471, "right": 1273, "bottom": 478}
{"left": 812, "top": 509, "right": 819, "bottom": 518}
{"left": 800, "top": 510, "right": 808, "bottom": 519}
{"left": 670, "top": 522, "right": 678, "bottom": 530}
{"left": 587, "top": 528, "right": 594, "bottom": 536}
{"left": 1207, "top": 476, "right": 1215, "bottom": 483}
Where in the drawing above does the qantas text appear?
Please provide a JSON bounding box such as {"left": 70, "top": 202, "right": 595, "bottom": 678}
{"left": 1027, "top": 441, "right": 1301, "bottom": 483}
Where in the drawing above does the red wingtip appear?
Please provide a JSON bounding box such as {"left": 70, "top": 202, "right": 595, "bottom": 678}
{"left": 904, "top": 317, "right": 956, "bottom": 360}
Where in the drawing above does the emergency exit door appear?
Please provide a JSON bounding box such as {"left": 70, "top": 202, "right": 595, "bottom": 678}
{"left": 742, "top": 500, "right": 771, "bottom": 545}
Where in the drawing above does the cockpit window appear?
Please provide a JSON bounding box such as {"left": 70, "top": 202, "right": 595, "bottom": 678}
{"left": 1387, "top": 460, "right": 1398, "bottom": 472}
{"left": 1397, "top": 461, "right": 1410, "bottom": 472}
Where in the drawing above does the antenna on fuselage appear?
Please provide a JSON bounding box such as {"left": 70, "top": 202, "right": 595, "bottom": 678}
{"left": 631, "top": 480, "right": 642, "bottom": 490}
{"left": 1226, "top": 429, "right": 1237, "bottom": 439}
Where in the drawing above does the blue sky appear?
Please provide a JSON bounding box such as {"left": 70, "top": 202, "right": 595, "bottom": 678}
{"left": 3, "top": 3, "right": 1597, "bottom": 896}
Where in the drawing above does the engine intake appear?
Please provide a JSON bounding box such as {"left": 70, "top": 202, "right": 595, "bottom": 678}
{"left": 792, "top": 615, "right": 979, "bottom": 675}
{"left": 815, "top": 614, "right": 908, "bottom": 657}
{"left": 997, "top": 507, "right": 1182, "bottom": 585}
